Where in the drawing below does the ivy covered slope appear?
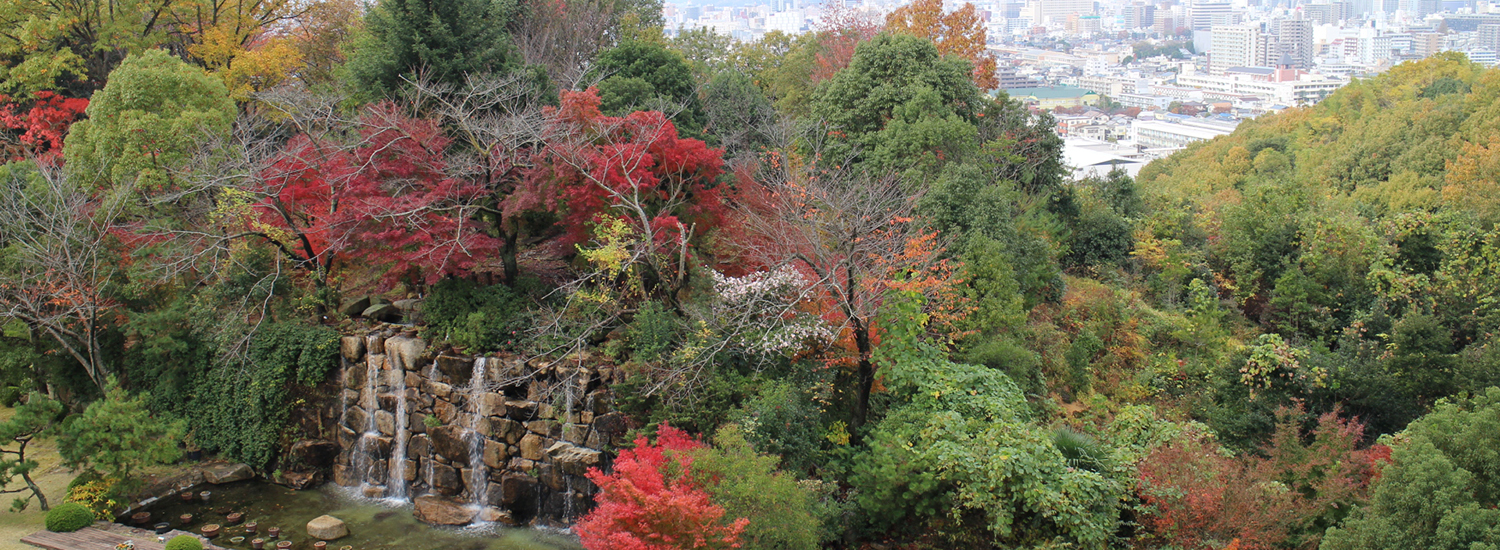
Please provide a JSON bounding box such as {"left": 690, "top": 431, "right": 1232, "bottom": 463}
{"left": 1134, "top": 52, "right": 1500, "bottom": 439}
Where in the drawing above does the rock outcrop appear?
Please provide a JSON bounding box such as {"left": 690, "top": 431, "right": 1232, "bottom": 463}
{"left": 306, "top": 515, "right": 349, "bottom": 540}
{"left": 413, "top": 496, "right": 474, "bottom": 526}
{"left": 201, "top": 463, "right": 253, "bottom": 484}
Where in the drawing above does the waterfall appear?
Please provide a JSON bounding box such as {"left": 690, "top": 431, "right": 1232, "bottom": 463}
{"left": 561, "top": 368, "right": 578, "bottom": 522}
{"left": 354, "top": 347, "right": 381, "bottom": 491}
{"left": 387, "top": 355, "right": 410, "bottom": 501}
{"left": 338, "top": 356, "right": 350, "bottom": 440}
{"left": 466, "top": 357, "right": 490, "bottom": 515}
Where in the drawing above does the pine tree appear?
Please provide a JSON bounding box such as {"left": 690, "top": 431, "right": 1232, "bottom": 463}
{"left": 0, "top": 393, "right": 63, "bottom": 511}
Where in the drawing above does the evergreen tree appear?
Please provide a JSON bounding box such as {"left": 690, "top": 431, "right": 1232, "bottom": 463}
{"left": 0, "top": 393, "right": 62, "bottom": 511}
{"left": 591, "top": 40, "right": 705, "bottom": 136}
{"left": 56, "top": 380, "right": 183, "bottom": 486}
{"left": 342, "top": 0, "right": 524, "bottom": 100}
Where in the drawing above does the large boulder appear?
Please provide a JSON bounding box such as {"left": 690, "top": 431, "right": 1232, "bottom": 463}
{"left": 434, "top": 355, "right": 473, "bottom": 382}
{"left": 201, "top": 462, "right": 254, "bottom": 484}
{"left": 362, "top": 303, "right": 401, "bottom": 322}
{"left": 428, "top": 461, "right": 462, "bottom": 496}
{"left": 428, "top": 425, "right": 469, "bottom": 462}
{"left": 519, "top": 434, "right": 546, "bottom": 461}
{"left": 491, "top": 418, "right": 524, "bottom": 444}
{"left": 339, "top": 336, "right": 365, "bottom": 361}
{"left": 332, "top": 464, "right": 357, "bottom": 487}
{"left": 476, "top": 506, "right": 517, "bottom": 526}
{"left": 482, "top": 440, "right": 508, "bottom": 470}
{"left": 546, "top": 442, "right": 602, "bottom": 476}
{"left": 339, "top": 297, "right": 371, "bottom": 318}
{"left": 413, "top": 495, "right": 474, "bottom": 526}
{"left": 374, "top": 410, "right": 395, "bottom": 436}
{"left": 385, "top": 336, "right": 427, "bottom": 371}
{"left": 289, "top": 439, "right": 340, "bottom": 469}
{"left": 275, "top": 470, "right": 321, "bottom": 490}
{"left": 343, "top": 406, "right": 368, "bottom": 433}
{"left": 499, "top": 474, "right": 538, "bottom": 519}
{"left": 306, "top": 515, "right": 349, "bottom": 540}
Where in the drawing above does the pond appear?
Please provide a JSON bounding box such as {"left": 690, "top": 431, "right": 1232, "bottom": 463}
{"left": 129, "top": 481, "right": 582, "bottom": 550}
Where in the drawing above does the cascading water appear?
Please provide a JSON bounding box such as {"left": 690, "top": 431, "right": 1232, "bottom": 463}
{"left": 338, "top": 356, "right": 350, "bottom": 442}
{"left": 354, "top": 347, "right": 382, "bottom": 491}
{"left": 466, "top": 357, "right": 490, "bottom": 516}
{"left": 387, "top": 349, "right": 411, "bottom": 501}
{"left": 560, "top": 367, "right": 579, "bottom": 522}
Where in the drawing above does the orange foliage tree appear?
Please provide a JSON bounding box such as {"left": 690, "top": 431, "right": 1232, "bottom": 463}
{"left": 731, "top": 150, "right": 966, "bottom": 431}
{"left": 0, "top": 160, "right": 128, "bottom": 391}
{"left": 175, "top": 0, "right": 308, "bottom": 97}
{"left": 1443, "top": 135, "right": 1500, "bottom": 224}
{"left": 1137, "top": 406, "right": 1390, "bottom": 550}
{"left": 811, "top": 5, "right": 882, "bottom": 84}
{"left": 885, "top": 0, "right": 998, "bottom": 89}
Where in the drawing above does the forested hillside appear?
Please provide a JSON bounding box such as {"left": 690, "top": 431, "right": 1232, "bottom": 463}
{"left": 0, "top": 1, "right": 1498, "bottom": 549}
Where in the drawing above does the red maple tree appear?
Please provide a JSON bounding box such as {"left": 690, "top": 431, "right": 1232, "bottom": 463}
{"left": 511, "top": 88, "right": 728, "bottom": 298}
{"left": 575, "top": 424, "right": 748, "bottom": 550}
{"left": 0, "top": 92, "right": 88, "bottom": 160}
{"left": 518, "top": 88, "right": 727, "bottom": 246}
{"left": 246, "top": 101, "right": 496, "bottom": 287}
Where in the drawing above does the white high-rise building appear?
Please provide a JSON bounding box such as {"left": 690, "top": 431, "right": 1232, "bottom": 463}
{"left": 766, "top": 10, "right": 805, "bottom": 33}
{"left": 1191, "top": 1, "right": 1234, "bottom": 30}
{"left": 1274, "top": 19, "right": 1315, "bottom": 68}
{"left": 1211, "top": 25, "right": 1263, "bottom": 73}
{"left": 1034, "top": 0, "right": 1096, "bottom": 25}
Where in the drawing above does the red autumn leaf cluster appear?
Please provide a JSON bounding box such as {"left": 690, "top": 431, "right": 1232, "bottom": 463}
{"left": 0, "top": 91, "right": 89, "bottom": 160}
{"left": 1137, "top": 406, "right": 1391, "bottom": 550}
{"left": 812, "top": 5, "right": 882, "bottom": 84}
{"left": 576, "top": 424, "right": 749, "bottom": 550}
{"left": 250, "top": 101, "right": 495, "bottom": 285}
{"left": 518, "top": 88, "right": 728, "bottom": 252}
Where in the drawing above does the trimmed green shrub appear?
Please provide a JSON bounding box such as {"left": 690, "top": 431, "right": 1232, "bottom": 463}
{"left": 733, "top": 381, "right": 826, "bottom": 474}
{"left": 164, "top": 535, "right": 203, "bottom": 550}
{"left": 43, "top": 502, "right": 94, "bottom": 532}
{"left": 851, "top": 337, "right": 1122, "bottom": 546}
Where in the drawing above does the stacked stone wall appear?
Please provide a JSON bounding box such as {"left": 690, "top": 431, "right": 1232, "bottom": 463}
{"left": 331, "top": 325, "right": 627, "bottom": 526}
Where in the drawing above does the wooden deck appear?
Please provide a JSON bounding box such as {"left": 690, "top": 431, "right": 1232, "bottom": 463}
{"left": 22, "top": 526, "right": 219, "bottom": 550}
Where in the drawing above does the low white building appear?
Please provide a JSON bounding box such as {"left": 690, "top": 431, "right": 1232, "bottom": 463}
{"left": 1063, "top": 138, "right": 1148, "bottom": 179}
{"left": 1131, "top": 117, "right": 1240, "bottom": 154}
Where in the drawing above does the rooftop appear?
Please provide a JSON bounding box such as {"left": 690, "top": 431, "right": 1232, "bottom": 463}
{"left": 1004, "top": 86, "right": 1098, "bottom": 99}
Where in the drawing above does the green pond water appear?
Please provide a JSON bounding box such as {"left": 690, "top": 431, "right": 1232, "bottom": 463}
{"left": 130, "top": 481, "right": 581, "bottom": 550}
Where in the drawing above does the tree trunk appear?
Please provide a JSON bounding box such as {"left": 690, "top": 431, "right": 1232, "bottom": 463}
{"left": 500, "top": 232, "right": 519, "bottom": 285}
{"left": 24, "top": 470, "right": 47, "bottom": 511}
{"left": 852, "top": 320, "right": 874, "bottom": 436}
{"left": 19, "top": 440, "right": 46, "bottom": 511}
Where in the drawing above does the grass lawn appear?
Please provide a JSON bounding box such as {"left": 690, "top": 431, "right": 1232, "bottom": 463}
{"left": 0, "top": 405, "right": 76, "bottom": 550}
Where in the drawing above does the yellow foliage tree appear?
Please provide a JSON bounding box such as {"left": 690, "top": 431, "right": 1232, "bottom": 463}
{"left": 176, "top": 0, "right": 304, "bottom": 98}
{"left": 1444, "top": 136, "right": 1500, "bottom": 224}
{"left": 884, "top": 0, "right": 998, "bottom": 89}
{"left": 0, "top": 0, "right": 177, "bottom": 94}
